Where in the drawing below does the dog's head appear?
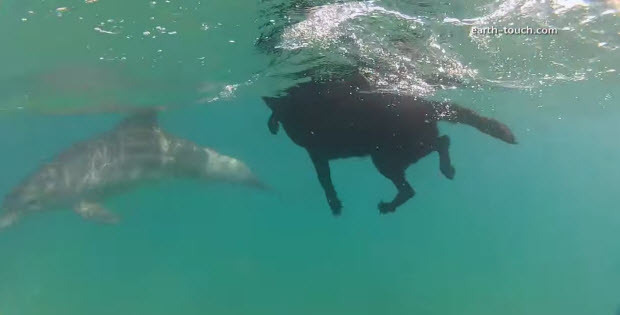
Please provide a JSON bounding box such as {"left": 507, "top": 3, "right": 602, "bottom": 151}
{"left": 262, "top": 96, "right": 282, "bottom": 111}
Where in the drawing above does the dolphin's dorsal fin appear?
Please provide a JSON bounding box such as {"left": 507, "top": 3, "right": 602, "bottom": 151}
{"left": 116, "top": 109, "right": 158, "bottom": 130}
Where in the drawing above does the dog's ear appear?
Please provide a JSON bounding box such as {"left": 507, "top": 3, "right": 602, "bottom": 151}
{"left": 268, "top": 113, "right": 280, "bottom": 135}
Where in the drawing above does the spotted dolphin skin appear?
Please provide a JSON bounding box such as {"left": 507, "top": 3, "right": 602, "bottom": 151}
{"left": 0, "top": 111, "right": 263, "bottom": 229}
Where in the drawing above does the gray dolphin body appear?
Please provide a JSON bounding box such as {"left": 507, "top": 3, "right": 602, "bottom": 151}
{"left": 0, "top": 111, "right": 262, "bottom": 229}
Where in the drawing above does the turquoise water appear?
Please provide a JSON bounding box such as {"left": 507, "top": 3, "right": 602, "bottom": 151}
{"left": 1, "top": 0, "right": 620, "bottom": 314}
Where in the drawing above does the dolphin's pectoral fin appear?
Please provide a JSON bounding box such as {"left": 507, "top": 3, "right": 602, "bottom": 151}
{"left": 74, "top": 201, "right": 120, "bottom": 224}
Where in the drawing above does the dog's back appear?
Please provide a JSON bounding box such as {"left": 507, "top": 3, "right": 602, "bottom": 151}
{"left": 264, "top": 79, "right": 440, "bottom": 160}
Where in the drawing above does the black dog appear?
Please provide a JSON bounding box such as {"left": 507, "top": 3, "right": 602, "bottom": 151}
{"left": 263, "top": 74, "right": 516, "bottom": 215}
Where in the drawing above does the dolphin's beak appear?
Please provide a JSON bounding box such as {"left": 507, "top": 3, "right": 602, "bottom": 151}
{"left": 247, "top": 176, "right": 269, "bottom": 191}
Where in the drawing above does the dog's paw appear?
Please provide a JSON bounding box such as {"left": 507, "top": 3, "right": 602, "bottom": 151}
{"left": 441, "top": 165, "right": 456, "bottom": 180}
{"left": 328, "top": 198, "right": 342, "bottom": 216}
{"left": 378, "top": 201, "right": 395, "bottom": 214}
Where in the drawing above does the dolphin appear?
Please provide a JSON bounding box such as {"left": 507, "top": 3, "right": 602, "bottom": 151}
{"left": 0, "top": 111, "right": 263, "bottom": 229}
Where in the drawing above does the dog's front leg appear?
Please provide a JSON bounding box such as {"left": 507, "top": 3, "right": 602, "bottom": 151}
{"left": 308, "top": 151, "right": 342, "bottom": 216}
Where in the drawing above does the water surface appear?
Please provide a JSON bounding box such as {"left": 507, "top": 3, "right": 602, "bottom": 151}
{"left": 0, "top": 0, "right": 619, "bottom": 314}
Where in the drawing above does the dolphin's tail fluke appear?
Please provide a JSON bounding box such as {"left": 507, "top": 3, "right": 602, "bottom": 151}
{"left": 433, "top": 102, "right": 517, "bottom": 144}
{"left": 0, "top": 211, "right": 19, "bottom": 230}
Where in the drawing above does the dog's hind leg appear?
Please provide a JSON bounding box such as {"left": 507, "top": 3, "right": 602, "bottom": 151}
{"left": 436, "top": 135, "right": 455, "bottom": 179}
{"left": 308, "top": 151, "right": 342, "bottom": 215}
{"left": 371, "top": 154, "right": 415, "bottom": 214}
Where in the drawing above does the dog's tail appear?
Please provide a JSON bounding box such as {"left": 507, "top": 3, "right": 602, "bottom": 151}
{"left": 433, "top": 102, "right": 517, "bottom": 144}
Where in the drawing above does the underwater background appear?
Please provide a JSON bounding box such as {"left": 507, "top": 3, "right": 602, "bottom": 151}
{"left": 1, "top": 0, "right": 619, "bottom": 314}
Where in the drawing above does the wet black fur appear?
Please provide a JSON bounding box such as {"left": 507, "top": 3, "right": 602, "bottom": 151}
{"left": 264, "top": 74, "right": 516, "bottom": 215}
